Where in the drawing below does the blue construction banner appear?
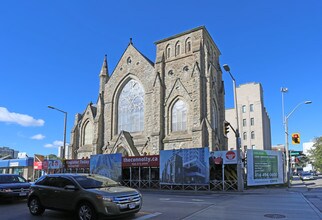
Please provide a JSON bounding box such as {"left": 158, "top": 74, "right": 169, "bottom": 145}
{"left": 160, "top": 147, "right": 209, "bottom": 185}
{"left": 90, "top": 153, "right": 122, "bottom": 182}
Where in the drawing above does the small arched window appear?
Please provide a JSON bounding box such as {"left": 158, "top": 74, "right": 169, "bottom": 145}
{"left": 172, "top": 100, "right": 187, "bottom": 132}
{"left": 166, "top": 44, "right": 171, "bottom": 59}
{"left": 243, "top": 132, "right": 247, "bottom": 140}
{"left": 251, "top": 131, "right": 255, "bottom": 139}
{"left": 175, "top": 41, "right": 181, "bottom": 56}
{"left": 185, "top": 37, "right": 191, "bottom": 53}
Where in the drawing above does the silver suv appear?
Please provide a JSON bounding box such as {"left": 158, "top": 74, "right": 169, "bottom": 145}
{"left": 27, "top": 173, "right": 142, "bottom": 220}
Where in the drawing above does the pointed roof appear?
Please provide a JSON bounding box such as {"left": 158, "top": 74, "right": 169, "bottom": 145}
{"left": 112, "top": 130, "right": 140, "bottom": 156}
{"left": 111, "top": 40, "right": 154, "bottom": 76}
{"left": 99, "top": 54, "right": 108, "bottom": 77}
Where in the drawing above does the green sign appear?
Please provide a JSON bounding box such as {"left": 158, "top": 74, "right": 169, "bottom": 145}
{"left": 290, "top": 151, "right": 301, "bottom": 156}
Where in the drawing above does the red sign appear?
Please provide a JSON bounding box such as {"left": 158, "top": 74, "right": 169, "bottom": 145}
{"left": 226, "top": 151, "right": 236, "bottom": 160}
{"left": 122, "top": 155, "right": 159, "bottom": 167}
{"left": 65, "top": 159, "right": 90, "bottom": 169}
{"left": 34, "top": 161, "right": 43, "bottom": 170}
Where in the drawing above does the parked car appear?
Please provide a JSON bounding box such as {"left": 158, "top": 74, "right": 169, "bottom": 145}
{"left": 0, "top": 174, "right": 31, "bottom": 200}
{"left": 300, "top": 172, "right": 315, "bottom": 181}
{"left": 312, "top": 170, "right": 318, "bottom": 176}
{"left": 27, "top": 173, "right": 142, "bottom": 220}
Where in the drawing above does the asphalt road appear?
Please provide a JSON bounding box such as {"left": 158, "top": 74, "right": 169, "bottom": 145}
{"left": 0, "top": 191, "right": 232, "bottom": 220}
{"left": 1, "top": 177, "right": 322, "bottom": 220}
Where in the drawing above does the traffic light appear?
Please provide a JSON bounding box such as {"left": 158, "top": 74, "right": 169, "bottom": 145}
{"left": 224, "top": 121, "right": 230, "bottom": 135}
{"left": 292, "top": 133, "right": 300, "bottom": 144}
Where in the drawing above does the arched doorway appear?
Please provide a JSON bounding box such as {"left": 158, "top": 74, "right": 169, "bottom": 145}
{"left": 116, "top": 146, "right": 129, "bottom": 157}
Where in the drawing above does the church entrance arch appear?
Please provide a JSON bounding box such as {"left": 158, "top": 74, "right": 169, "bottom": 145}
{"left": 116, "top": 146, "right": 129, "bottom": 157}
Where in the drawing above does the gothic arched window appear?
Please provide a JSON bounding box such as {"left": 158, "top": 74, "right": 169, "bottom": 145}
{"left": 172, "top": 100, "right": 187, "bottom": 132}
{"left": 166, "top": 44, "right": 171, "bottom": 59}
{"left": 185, "top": 37, "right": 191, "bottom": 53}
{"left": 83, "top": 120, "right": 93, "bottom": 145}
{"left": 118, "top": 79, "right": 144, "bottom": 133}
{"left": 175, "top": 41, "right": 181, "bottom": 56}
{"left": 212, "top": 101, "right": 218, "bottom": 131}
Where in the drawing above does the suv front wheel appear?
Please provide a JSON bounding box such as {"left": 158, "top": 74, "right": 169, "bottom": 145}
{"left": 28, "top": 197, "right": 45, "bottom": 216}
{"left": 77, "top": 202, "right": 97, "bottom": 220}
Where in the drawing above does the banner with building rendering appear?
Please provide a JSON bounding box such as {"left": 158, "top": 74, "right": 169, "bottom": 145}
{"left": 90, "top": 154, "right": 122, "bottom": 182}
{"left": 160, "top": 147, "right": 209, "bottom": 185}
{"left": 247, "top": 150, "right": 284, "bottom": 186}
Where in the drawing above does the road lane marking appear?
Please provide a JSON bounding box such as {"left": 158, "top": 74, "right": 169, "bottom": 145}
{"left": 159, "top": 200, "right": 213, "bottom": 205}
{"left": 136, "top": 212, "right": 162, "bottom": 220}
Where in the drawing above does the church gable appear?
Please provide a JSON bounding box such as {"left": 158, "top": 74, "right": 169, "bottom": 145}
{"left": 165, "top": 78, "right": 192, "bottom": 105}
{"left": 108, "top": 131, "right": 140, "bottom": 156}
{"left": 104, "top": 42, "right": 155, "bottom": 104}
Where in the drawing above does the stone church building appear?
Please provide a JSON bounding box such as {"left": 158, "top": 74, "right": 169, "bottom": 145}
{"left": 70, "top": 26, "right": 227, "bottom": 159}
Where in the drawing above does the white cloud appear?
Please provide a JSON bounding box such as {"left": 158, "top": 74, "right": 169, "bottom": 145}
{"left": 31, "top": 134, "right": 45, "bottom": 140}
{"left": 0, "top": 107, "right": 45, "bottom": 127}
{"left": 44, "top": 140, "right": 65, "bottom": 148}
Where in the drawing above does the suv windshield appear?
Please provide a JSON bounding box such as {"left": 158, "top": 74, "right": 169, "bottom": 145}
{"left": 74, "top": 175, "right": 119, "bottom": 189}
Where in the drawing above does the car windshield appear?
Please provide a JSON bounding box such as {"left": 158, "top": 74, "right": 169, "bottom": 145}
{"left": 0, "top": 175, "right": 27, "bottom": 184}
{"left": 74, "top": 174, "right": 119, "bottom": 189}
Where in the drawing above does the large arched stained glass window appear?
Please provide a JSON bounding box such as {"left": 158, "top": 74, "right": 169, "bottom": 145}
{"left": 172, "top": 100, "right": 187, "bottom": 132}
{"left": 118, "top": 79, "right": 144, "bottom": 133}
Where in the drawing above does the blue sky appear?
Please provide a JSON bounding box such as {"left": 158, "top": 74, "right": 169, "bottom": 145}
{"left": 0, "top": 1, "right": 321, "bottom": 156}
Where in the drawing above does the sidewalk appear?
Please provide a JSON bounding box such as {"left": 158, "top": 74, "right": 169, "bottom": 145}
{"left": 183, "top": 179, "right": 322, "bottom": 220}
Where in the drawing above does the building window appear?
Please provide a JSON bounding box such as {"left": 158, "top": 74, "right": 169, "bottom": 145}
{"left": 175, "top": 41, "right": 181, "bottom": 56}
{"left": 118, "top": 79, "right": 144, "bottom": 133}
{"left": 166, "top": 44, "right": 171, "bottom": 59}
{"left": 251, "top": 118, "right": 254, "bottom": 126}
{"left": 242, "top": 105, "right": 246, "bottom": 113}
{"left": 243, "top": 132, "right": 247, "bottom": 140}
{"left": 251, "top": 131, "right": 255, "bottom": 139}
{"left": 250, "top": 104, "right": 254, "bottom": 112}
{"left": 82, "top": 120, "right": 93, "bottom": 145}
{"left": 243, "top": 119, "right": 246, "bottom": 127}
{"left": 172, "top": 100, "right": 187, "bottom": 132}
{"left": 212, "top": 101, "right": 218, "bottom": 131}
{"left": 185, "top": 37, "right": 191, "bottom": 53}
{"left": 252, "top": 145, "right": 256, "bottom": 149}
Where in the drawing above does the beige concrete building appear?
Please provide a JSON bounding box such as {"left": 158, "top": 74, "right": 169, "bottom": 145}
{"left": 225, "top": 82, "right": 271, "bottom": 152}
{"left": 70, "top": 26, "right": 227, "bottom": 159}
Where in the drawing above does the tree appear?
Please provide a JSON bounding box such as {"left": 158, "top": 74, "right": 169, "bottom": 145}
{"left": 307, "top": 136, "right": 322, "bottom": 171}
{"left": 46, "top": 154, "right": 60, "bottom": 160}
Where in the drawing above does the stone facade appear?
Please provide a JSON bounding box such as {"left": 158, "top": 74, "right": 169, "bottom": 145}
{"left": 70, "top": 26, "right": 227, "bottom": 159}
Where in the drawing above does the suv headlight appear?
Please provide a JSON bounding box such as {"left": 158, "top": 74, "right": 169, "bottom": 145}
{"left": 96, "top": 195, "right": 114, "bottom": 202}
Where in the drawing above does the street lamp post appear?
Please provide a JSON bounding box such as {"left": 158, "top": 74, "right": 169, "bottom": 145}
{"left": 223, "top": 64, "right": 243, "bottom": 192}
{"left": 48, "top": 106, "right": 67, "bottom": 159}
{"left": 281, "top": 90, "right": 312, "bottom": 187}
